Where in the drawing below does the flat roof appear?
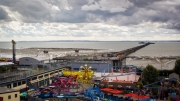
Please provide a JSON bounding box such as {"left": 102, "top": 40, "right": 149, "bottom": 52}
{"left": 0, "top": 87, "right": 19, "bottom": 94}
{"left": 72, "top": 61, "right": 110, "bottom": 64}
{"left": 0, "top": 62, "right": 14, "bottom": 66}
{"left": 19, "top": 56, "right": 48, "bottom": 61}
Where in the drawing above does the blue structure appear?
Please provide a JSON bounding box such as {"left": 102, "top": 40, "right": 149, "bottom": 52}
{"left": 84, "top": 86, "right": 135, "bottom": 101}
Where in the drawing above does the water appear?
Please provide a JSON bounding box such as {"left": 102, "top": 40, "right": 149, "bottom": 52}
{"left": 0, "top": 41, "right": 180, "bottom": 70}
{"left": 129, "top": 42, "right": 180, "bottom": 57}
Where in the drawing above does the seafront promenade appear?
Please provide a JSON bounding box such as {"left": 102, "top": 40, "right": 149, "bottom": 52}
{"left": 0, "top": 63, "right": 68, "bottom": 85}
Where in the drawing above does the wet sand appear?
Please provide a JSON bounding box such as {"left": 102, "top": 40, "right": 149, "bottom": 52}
{"left": 0, "top": 48, "right": 103, "bottom": 59}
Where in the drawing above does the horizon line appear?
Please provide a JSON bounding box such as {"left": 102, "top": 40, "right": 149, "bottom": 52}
{"left": 0, "top": 40, "right": 180, "bottom": 42}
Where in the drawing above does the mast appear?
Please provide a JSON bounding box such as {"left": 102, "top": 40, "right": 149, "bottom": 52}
{"left": 11, "top": 40, "right": 16, "bottom": 63}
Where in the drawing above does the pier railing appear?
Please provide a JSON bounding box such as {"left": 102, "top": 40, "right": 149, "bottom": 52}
{"left": 0, "top": 63, "right": 70, "bottom": 84}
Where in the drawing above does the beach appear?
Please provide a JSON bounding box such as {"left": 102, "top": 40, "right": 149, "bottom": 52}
{"left": 0, "top": 48, "right": 102, "bottom": 59}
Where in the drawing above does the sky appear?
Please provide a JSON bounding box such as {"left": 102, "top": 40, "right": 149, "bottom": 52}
{"left": 0, "top": 0, "right": 180, "bottom": 41}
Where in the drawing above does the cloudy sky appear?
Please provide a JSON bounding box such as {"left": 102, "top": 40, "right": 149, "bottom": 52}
{"left": 0, "top": 0, "right": 180, "bottom": 41}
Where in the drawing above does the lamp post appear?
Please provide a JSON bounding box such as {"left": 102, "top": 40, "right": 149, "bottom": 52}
{"left": 137, "top": 85, "right": 140, "bottom": 101}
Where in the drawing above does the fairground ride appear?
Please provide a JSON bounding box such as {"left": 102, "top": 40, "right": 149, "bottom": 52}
{"left": 62, "top": 64, "right": 94, "bottom": 84}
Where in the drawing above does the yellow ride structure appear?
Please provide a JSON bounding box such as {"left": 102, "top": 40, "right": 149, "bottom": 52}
{"left": 62, "top": 64, "right": 94, "bottom": 83}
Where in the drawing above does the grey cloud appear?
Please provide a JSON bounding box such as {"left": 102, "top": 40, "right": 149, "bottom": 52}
{"left": 13, "top": 0, "right": 52, "bottom": 22}
{"left": 129, "top": 0, "right": 163, "bottom": 7}
{"left": 0, "top": 0, "right": 180, "bottom": 31}
{"left": 0, "top": 6, "right": 9, "bottom": 20}
{"left": 54, "top": 10, "right": 87, "bottom": 23}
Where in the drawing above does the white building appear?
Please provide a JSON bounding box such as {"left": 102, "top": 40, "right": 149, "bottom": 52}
{"left": 19, "top": 57, "right": 47, "bottom": 66}
{"left": 0, "top": 62, "right": 14, "bottom": 66}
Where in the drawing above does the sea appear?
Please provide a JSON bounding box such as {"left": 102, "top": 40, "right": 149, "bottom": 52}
{"left": 0, "top": 41, "right": 180, "bottom": 70}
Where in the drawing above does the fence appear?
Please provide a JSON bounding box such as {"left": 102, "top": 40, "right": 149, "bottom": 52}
{"left": 0, "top": 62, "right": 70, "bottom": 84}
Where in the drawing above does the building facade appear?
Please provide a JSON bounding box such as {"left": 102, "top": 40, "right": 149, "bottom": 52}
{"left": 0, "top": 87, "right": 20, "bottom": 101}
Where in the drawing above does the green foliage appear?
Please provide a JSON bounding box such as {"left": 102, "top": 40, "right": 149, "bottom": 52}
{"left": 173, "top": 58, "right": 180, "bottom": 76}
{"left": 83, "top": 58, "right": 89, "bottom": 61}
{"left": 0, "top": 66, "right": 6, "bottom": 73}
{"left": 137, "top": 81, "right": 143, "bottom": 89}
{"left": 83, "top": 58, "right": 93, "bottom": 61}
{"left": 152, "top": 89, "right": 158, "bottom": 95}
{"left": 143, "top": 64, "right": 159, "bottom": 83}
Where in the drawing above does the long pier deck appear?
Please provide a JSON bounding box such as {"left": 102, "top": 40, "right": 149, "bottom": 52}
{"left": 110, "top": 43, "right": 151, "bottom": 59}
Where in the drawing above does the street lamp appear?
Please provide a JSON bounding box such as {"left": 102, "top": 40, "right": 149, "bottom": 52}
{"left": 137, "top": 85, "right": 140, "bottom": 101}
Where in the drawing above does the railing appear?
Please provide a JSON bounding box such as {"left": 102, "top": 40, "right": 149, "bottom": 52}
{"left": 0, "top": 62, "right": 71, "bottom": 84}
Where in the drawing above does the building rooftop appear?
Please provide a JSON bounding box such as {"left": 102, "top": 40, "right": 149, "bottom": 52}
{"left": 19, "top": 56, "right": 48, "bottom": 61}
{"left": 0, "top": 62, "right": 14, "bottom": 66}
{"left": 73, "top": 61, "right": 110, "bottom": 64}
{"left": 0, "top": 87, "right": 19, "bottom": 94}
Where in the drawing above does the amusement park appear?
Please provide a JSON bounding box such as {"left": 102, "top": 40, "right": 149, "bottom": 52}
{"left": 18, "top": 63, "right": 180, "bottom": 101}
{"left": 0, "top": 40, "right": 180, "bottom": 101}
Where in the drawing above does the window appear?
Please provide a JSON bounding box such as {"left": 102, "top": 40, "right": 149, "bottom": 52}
{"left": 7, "top": 84, "right": 11, "bottom": 88}
{"left": 13, "top": 83, "right": 17, "bottom": 87}
{"left": 44, "top": 74, "right": 49, "bottom": 78}
{"left": 73, "top": 68, "right": 79, "bottom": 70}
{"left": 8, "top": 95, "right": 11, "bottom": 99}
{"left": 15, "top": 94, "right": 17, "bottom": 98}
{"left": 38, "top": 75, "right": 43, "bottom": 79}
{"left": 0, "top": 97, "right": 3, "bottom": 101}
{"left": 22, "top": 81, "right": 26, "bottom": 84}
{"left": 18, "top": 82, "right": 21, "bottom": 86}
{"left": 32, "top": 77, "right": 37, "bottom": 80}
{"left": 50, "top": 73, "right": 54, "bottom": 76}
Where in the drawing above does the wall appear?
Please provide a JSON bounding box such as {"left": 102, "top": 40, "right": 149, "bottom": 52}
{"left": 71, "top": 61, "right": 111, "bottom": 72}
{"left": 0, "top": 91, "right": 20, "bottom": 101}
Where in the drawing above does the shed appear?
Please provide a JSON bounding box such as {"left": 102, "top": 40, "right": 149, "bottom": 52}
{"left": 19, "top": 57, "right": 45, "bottom": 66}
{"left": 169, "top": 73, "right": 179, "bottom": 80}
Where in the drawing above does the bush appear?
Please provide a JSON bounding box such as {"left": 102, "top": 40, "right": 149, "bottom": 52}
{"left": 0, "top": 66, "right": 6, "bottom": 73}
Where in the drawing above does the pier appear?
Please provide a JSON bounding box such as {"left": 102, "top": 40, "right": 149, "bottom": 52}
{"left": 111, "top": 43, "right": 151, "bottom": 60}
{"left": 104, "top": 43, "right": 152, "bottom": 68}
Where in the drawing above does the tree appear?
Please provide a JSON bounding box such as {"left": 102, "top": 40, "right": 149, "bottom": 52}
{"left": 173, "top": 58, "right": 180, "bottom": 76}
{"left": 0, "top": 66, "right": 6, "bottom": 73}
{"left": 143, "top": 64, "right": 159, "bottom": 84}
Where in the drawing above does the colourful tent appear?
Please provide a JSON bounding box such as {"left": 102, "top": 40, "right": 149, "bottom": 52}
{"left": 125, "top": 93, "right": 149, "bottom": 100}
{"left": 20, "top": 92, "right": 28, "bottom": 97}
{"left": 100, "top": 88, "right": 123, "bottom": 94}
